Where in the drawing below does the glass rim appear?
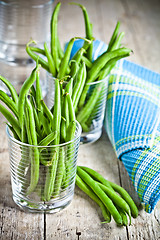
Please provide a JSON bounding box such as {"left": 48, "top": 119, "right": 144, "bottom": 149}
{"left": 86, "top": 75, "right": 109, "bottom": 86}
{"left": 6, "top": 120, "right": 82, "bottom": 148}
{"left": 47, "top": 72, "right": 109, "bottom": 85}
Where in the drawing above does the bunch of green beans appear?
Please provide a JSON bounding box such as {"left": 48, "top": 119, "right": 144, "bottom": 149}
{"left": 0, "top": 62, "right": 78, "bottom": 200}
{"left": 26, "top": 2, "right": 132, "bottom": 132}
{"left": 76, "top": 166, "right": 139, "bottom": 226}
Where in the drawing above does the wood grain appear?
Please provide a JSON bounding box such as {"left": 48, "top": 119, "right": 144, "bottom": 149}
{"left": 0, "top": 0, "right": 160, "bottom": 239}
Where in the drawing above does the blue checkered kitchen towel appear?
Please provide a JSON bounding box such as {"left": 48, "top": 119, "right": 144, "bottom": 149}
{"left": 70, "top": 39, "right": 160, "bottom": 213}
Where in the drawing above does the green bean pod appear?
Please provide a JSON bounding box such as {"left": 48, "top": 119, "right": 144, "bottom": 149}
{"left": 53, "top": 147, "right": 65, "bottom": 196}
{"left": 58, "top": 37, "right": 76, "bottom": 79}
{"left": 40, "top": 100, "right": 53, "bottom": 123}
{"left": 0, "top": 103, "right": 21, "bottom": 140}
{"left": 97, "top": 182, "right": 131, "bottom": 224}
{"left": 71, "top": 3, "right": 93, "bottom": 61}
{"left": 50, "top": 2, "right": 61, "bottom": 72}
{"left": 72, "top": 62, "right": 86, "bottom": 110}
{"left": 77, "top": 166, "right": 122, "bottom": 225}
{"left": 107, "top": 181, "right": 139, "bottom": 218}
{"left": 0, "top": 75, "right": 19, "bottom": 104}
{"left": 79, "top": 47, "right": 132, "bottom": 108}
{"left": 29, "top": 46, "right": 46, "bottom": 56}
{"left": 39, "top": 131, "right": 57, "bottom": 147}
{"left": 107, "top": 21, "right": 120, "bottom": 52}
{"left": 44, "top": 42, "right": 56, "bottom": 76}
{"left": 76, "top": 174, "right": 111, "bottom": 223}
{"left": 25, "top": 98, "right": 39, "bottom": 195}
{"left": 0, "top": 90, "right": 18, "bottom": 118}
{"left": 26, "top": 43, "right": 49, "bottom": 72}
{"left": 77, "top": 81, "right": 104, "bottom": 124}
{"left": 18, "top": 65, "right": 38, "bottom": 130}
{"left": 44, "top": 79, "right": 61, "bottom": 200}
{"left": 80, "top": 166, "right": 113, "bottom": 190}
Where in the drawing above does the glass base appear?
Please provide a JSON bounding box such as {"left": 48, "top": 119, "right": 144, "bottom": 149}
{"left": 80, "top": 127, "right": 102, "bottom": 144}
{"left": 13, "top": 193, "right": 73, "bottom": 213}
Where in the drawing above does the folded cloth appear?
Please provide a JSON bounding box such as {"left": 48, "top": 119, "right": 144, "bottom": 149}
{"left": 104, "top": 59, "right": 160, "bottom": 213}
{"left": 70, "top": 39, "right": 160, "bottom": 213}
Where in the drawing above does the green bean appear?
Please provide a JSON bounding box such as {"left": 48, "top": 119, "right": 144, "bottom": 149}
{"left": 58, "top": 37, "right": 76, "bottom": 79}
{"left": 66, "top": 120, "right": 76, "bottom": 142}
{"left": 35, "top": 65, "right": 43, "bottom": 111}
{"left": 65, "top": 92, "right": 76, "bottom": 141}
{"left": 44, "top": 42, "right": 56, "bottom": 76}
{"left": 29, "top": 46, "right": 46, "bottom": 56}
{"left": 21, "top": 113, "right": 28, "bottom": 143}
{"left": 53, "top": 147, "right": 65, "bottom": 196}
{"left": 76, "top": 174, "right": 111, "bottom": 223}
{"left": 30, "top": 95, "right": 41, "bottom": 137}
{"left": 44, "top": 79, "right": 61, "bottom": 200}
{"left": 80, "top": 166, "right": 113, "bottom": 190}
{"left": 109, "top": 32, "right": 125, "bottom": 51}
{"left": 79, "top": 47, "right": 132, "bottom": 108}
{"left": 98, "top": 55, "right": 128, "bottom": 80}
{"left": 0, "top": 75, "right": 19, "bottom": 104}
{"left": 57, "top": 37, "right": 64, "bottom": 60}
{"left": 69, "top": 60, "right": 80, "bottom": 80}
{"left": 80, "top": 122, "right": 90, "bottom": 133}
{"left": 0, "top": 90, "right": 18, "bottom": 118}
{"left": 70, "top": 48, "right": 86, "bottom": 77}
{"left": 77, "top": 166, "right": 122, "bottom": 225}
{"left": 18, "top": 65, "right": 38, "bottom": 130}
{"left": 107, "top": 21, "right": 120, "bottom": 52}
{"left": 39, "top": 111, "right": 52, "bottom": 136}
{"left": 81, "top": 56, "right": 92, "bottom": 68}
{"left": 81, "top": 166, "right": 138, "bottom": 219}
{"left": 77, "top": 81, "right": 104, "bottom": 124}
{"left": 40, "top": 100, "right": 53, "bottom": 123}
{"left": 30, "top": 85, "right": 36, "bottom": 102}
{"left": 60, "top": 96, "right": 68, "bottom": 142}
{"left": 61, "top": 79, "right": 73, "bottom": 141}
{"left": 98, "top": 51, "right": 131, "bottom": 80}
{"left": 39, "top": 131, "right": 57, "bottom": 147}
{"left": 71, "top": 3, "right": 93, "bottom": 61}
{"left": 26, "top": 42, "right": 49, "bottom": 72}
{"left": 25, "top": 97, "right": 39, "bottom": 195}
{"left": 97, "top": 182, "right": 131, "bottom": 224}
{"left": 67, "top": 93, "right": 75, "bottom": 122}
{"left": 72, "top": 62, "right": 86, "bottom": 110}
{"left": 117, "top": 207, "right": 128, "bottom": 226}
{"left": 43, "top": 149, "right": 58, "bottom": 200}
{"left": 107, "top": 180, "right": 139, "bottom": 218}
{"left": 0, "top": 103, "right": 21, "bottom": 140}
{"left": 69, "top": 40, "right": 91, "bottom": 77}
{"left": 24, "top": 103, "right": 32, "bottom": 144}
{"left": 40, "top": 149, "right": 57, "bottom": 167}
{"left": 6, "top": 123, "right": 20, "bottom": 141}
{"left": 52, "top": 79, "right": 61, "bottom": 144}
{"left": 50, "top": 2, "right": 61, "bottom": 72}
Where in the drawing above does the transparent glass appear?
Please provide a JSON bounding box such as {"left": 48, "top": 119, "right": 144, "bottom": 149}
{"left": 0, "top": 0, "right": 54, "bottom": 94}
{"left": 7, "top": 122, "right": 81, "bottom": 213}
{"left": 79, "top": 78, "right": 109, "bottom": 144}
{"left": 46, "top": 73, "right": 109, "bottom": 144}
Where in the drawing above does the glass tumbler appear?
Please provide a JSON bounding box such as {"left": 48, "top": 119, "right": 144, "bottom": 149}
{"left": 0, "top": 0, "right": 54, "bottom": 94}
{"left": 46, "top": 73, "right": 109, "bottom": 144}
{"left": 7, "top": 121, "right": 81, "bottom": 213}
{"left": 78, "top": 77, "right": 109, "bottom": 144}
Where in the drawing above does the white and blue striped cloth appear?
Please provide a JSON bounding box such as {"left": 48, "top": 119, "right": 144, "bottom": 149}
{"left": 70, "top": 39, "right": 160, "bottom": 213}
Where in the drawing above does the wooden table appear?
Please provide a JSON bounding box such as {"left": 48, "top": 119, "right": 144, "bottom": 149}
{"left": 0, "top": 0, "right": 160, "bottom": 239}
